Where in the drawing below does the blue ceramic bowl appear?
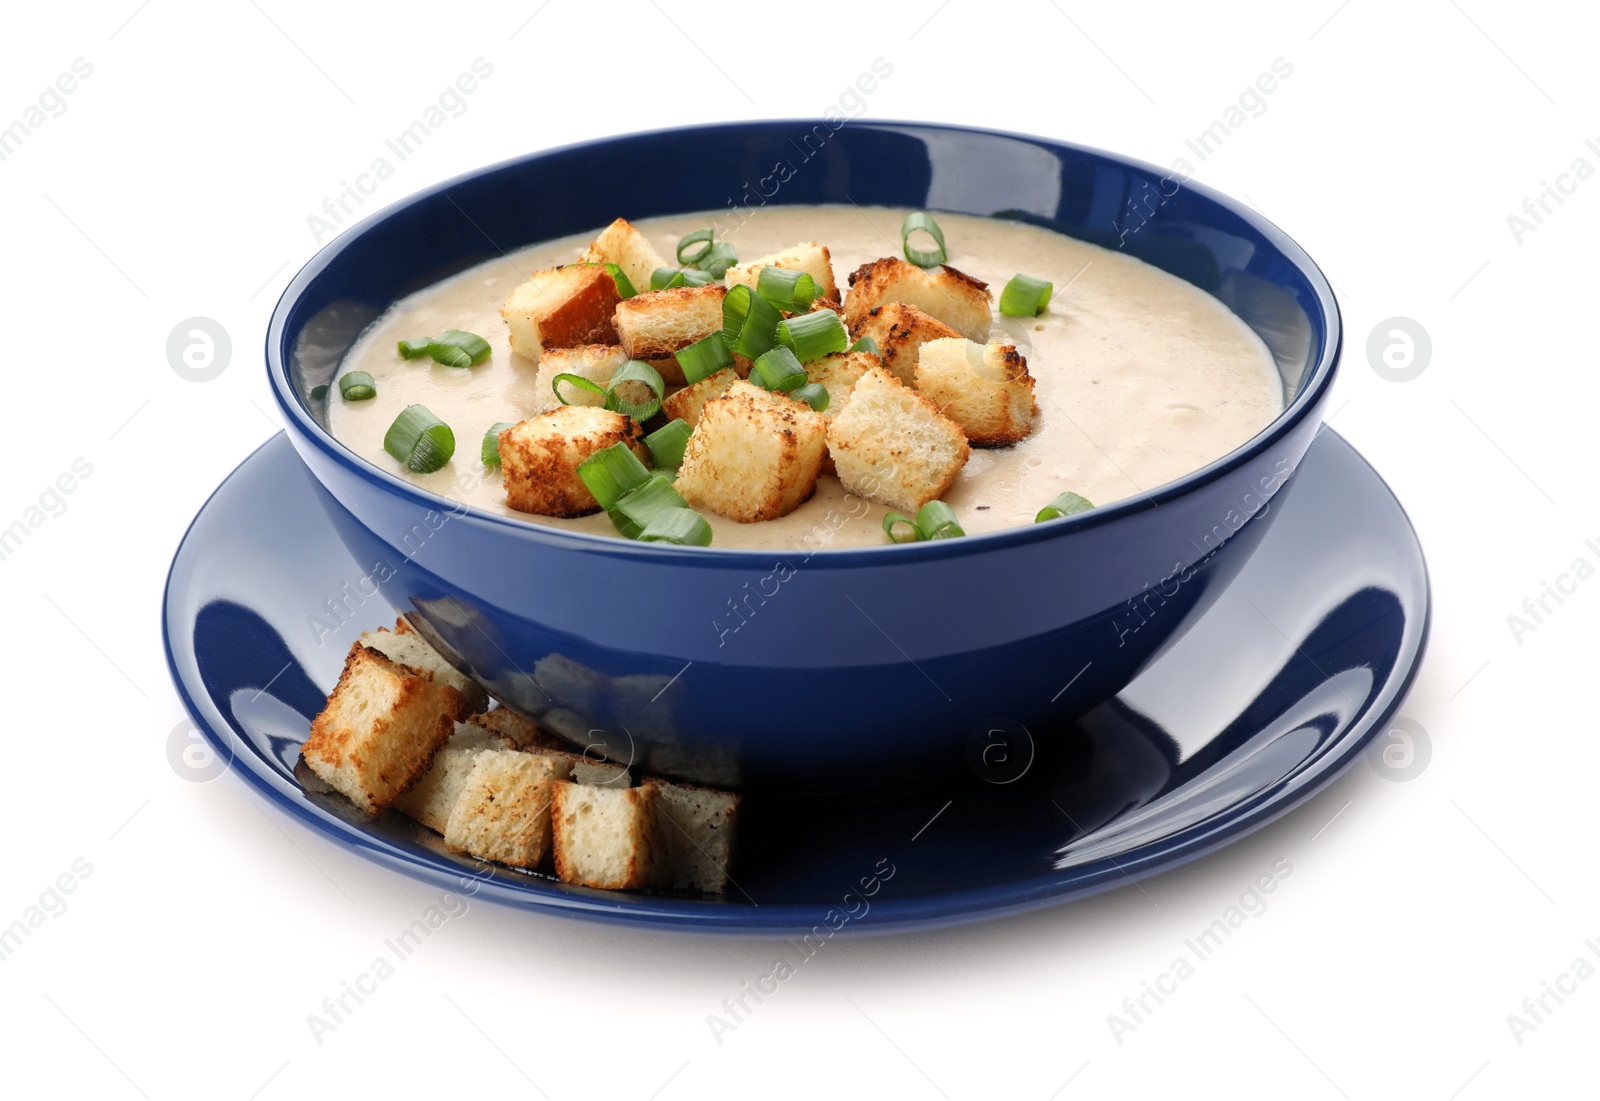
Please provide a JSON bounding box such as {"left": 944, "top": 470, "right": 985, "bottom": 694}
{"left": 267, "top": 120, "right": 1340, "bottom": 790}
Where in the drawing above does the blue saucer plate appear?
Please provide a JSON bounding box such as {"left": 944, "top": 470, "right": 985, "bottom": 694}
{"left": 163, "top": 427, "right": 1427, "bottom": 934}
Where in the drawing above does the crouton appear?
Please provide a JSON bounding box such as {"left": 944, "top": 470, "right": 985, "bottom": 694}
{"left": 530, "top": 344, "right": 628, "bottom": 414}
{"left": 613, "top": 286, "right": 726, "bottom": 361}
{"left": 577, "top": 218, "right": 670, "bottom": 297}
{"left": 500, "top": 265, "right": 621, "bottom": 360}
{"left": 393, "top": 721, "right": 511, "bottom": 833}
{"left": 467, "top": 707, "right": 564, "bottom": 750}
{"left": 842, "top": 257, "right": 992, "bottom": 341}
{"left": 499, "top": 406, "right": 650, "bottom": 518}
{"left": 849, "top": 302, "right": 961, "bottom": 386}
{"left": 826, "top": 366, "right": 970, "bottom": 513}
{"left": 360, "top": 618, "right": 487, "bottom": 713}
{"left": 302, "top": 643, "right": 467, "bottom": 815}
{"left": 651, "top": 779, "right": 740, "bottom": 893}
{"left": 660, "top": 367, "right": 739, "bottom": 428}
{"left": 523, "top": 745, "right": 632, "bottom": 787}
{"left": 723, "top": 241, "right": 839, "bottom": 301}
{"left": 674, "top": 380, "right": 828, "bottom": 522}
{"left": 550, "top": 780, "right": 669, "bottom": 890}
{"left": 443, "top": 748, "right": 573, "bottom": 868}
{"left": 803, "top": 351, "right": 878, "bottom": 474}
{"left": 915, "top": 338, "right": 1039, "bottom": 446}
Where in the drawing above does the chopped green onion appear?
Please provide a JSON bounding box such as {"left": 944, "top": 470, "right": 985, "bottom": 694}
{"left": 915, "top": 500, "right": 965, "bottom": 540}
{"left": 756, "top": 266, "right": 817, "bottom": 312}
{"left": 675, "top": 331, "right": 735, "bottom": 384}
{"left": 638, "top": 507, "right": 713, "bottom": 546}
{"left": 308, "top": 384, "right": 329, "bottom": 400}
{"left": 383, "top": 405, "right": 455, "bottom": 474}
{"left": 645, "top": 419, "right": 693, "bottom": 468}
{"left": 902, "top": 212, "right": 947, "bottom": 267}
{"left": 1000, "top": 273, "right": 1054, "bottom": 317}
{"left": 604, "top": 360, "right": 665, "bottom": 422}
{"left": 883, "top": 512, "right": 919, "bottom": 544}
{"left": 850, "top": 335, "right": 878, "bottom": 355}
{"left": 651, "top": 267, "right": 715, "bottom": 291}
{"left": 791, "top": 382, "right": 830, "bottom": 412}
{"left": 776, "top": 309, "right": 848, "bottom": 362}
{"left": 614, "top": 474, "right": 688, "bottom": 531}
{"left": 676, "top": 228, "right": 714, "bottom": 267}
{"left": 551, "top": 372, "right": 608, "bottom": 406}
{"left": 699, "top": 241, "right": 738, "bottom": 279}
{"left": 603, "top": 263, "right": 638, "bottom": 299}
{"left": 399, "top": 330, "right": 492, "bottom": 368}
{"left": 750, "top": 347, "right": 807, "bottom": 393}
{"left": 722, "top": 283, "right": 782, "bottom": 359}
{"left": 1036, "top": 491, "right": 1094, "bottom": 522}
{"left": 577, "top": 442, "right": 651, "bottom": 510}
{"left": 338, "top": 371, "right": 376, "bottom": 401}
{"left": 482, "top": 421, "right": 515, "bottom": 467}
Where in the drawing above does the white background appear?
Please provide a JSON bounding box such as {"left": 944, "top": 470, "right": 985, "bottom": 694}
{"left": 2, "top": 2, "right": 1593, "bottom": 1097}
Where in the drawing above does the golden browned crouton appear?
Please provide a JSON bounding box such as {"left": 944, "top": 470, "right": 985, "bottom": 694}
{"left": 723, "top": 241, "right": 839, "bottom": 301}
{"left": 842, "top": 257, "right": 992, "bottom": 341}
{"left": 915, "top": 338, "right": 1039, "bottom": 446}
{"left": 499, "top": 406, "right": 649, "bottom": 518}
{"left": 393, "top": 722, "right": 512, "bottom": 834}
{"left": 674, "top": 381, "right": 829, "bottom": 523}
{"left": 530, "top": 344, "right": 628, "bottom": 414}
{"left": 550, "top": 780, "right": 670, "bottom": 890}
{"left": 660, "top": 367, "right": 740, "bottom": 428}
{"left": 825, "top": 366, "right": 970, "bottom": 513}
{"left": 500, "top": 265, "right": 621, "bottom": 359}
{"left": 443, "top": 748, "right": 574, "bottom": 868}
{"left": 577, "top": 218, "right": 670, "bottom": 295}
{"left": 803, "top": 350, "right": 879, "bottom": 475}
{"left": 358, "top": 617, "right": 486, "bottom": 713}
{"left": 849, "top": 302, "right": 961, "bottom": 386}
{"left": 613, "top": 286, "right": 726, "bottom": 361}
{"left": 302, "top": 643, "right": 467, "bottom": 815}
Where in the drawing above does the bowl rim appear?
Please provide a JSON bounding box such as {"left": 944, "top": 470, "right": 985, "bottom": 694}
{"left": 266, "top": 118, "right": 1342, "bottom": 564}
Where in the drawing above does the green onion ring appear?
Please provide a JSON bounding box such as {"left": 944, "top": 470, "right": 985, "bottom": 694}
{"left": 644, "top": 419, "right": 693, "bottom": 468}
{"left": 776, "top": 309, "right": 848, "bottom": 362}
{"left": 551, "top": 372, "right": 607, "bottom": 406}
{"left": 1035, "top": 491, "right": 1094, "bottom": 522}
{"left": 756, "top": 266, "right": 818, "bottom": 313}
{"left": 915, "top": 500, "right": 965, "bottom": 540}
{"left": 882, "top": 512, "right": 919, "bottom": 544}
{"left": 750, "top": 347, "right": 807, "bottom": 393}
{"left": 338, "top": 372, "right": 376, "bottom": 401}
{"left": 722, "top": 283, "right": 782, "bottom": 359}
{"left": 638, "top": 507, "right": 713, "bottom": 546}
{"left": 675, "top": 331, "right": 735, "bottom": 384}
{"left": 604, "top": 359, "right": 666, "bottom": 422}
{"left": 482, "top": 421, "right": 515, "bottom": 466}
{"left": 1000, "top": 273, "right": 1054, "bottom": 317}
{"left": 676, "top": 228, "right": 714, "bottom": 267}
{"left": 901, "top": 211, "right": 947, "bottom": 267}
{"left": 577, "top": 442, "right": 651, "bottom": 510}
{"left": 791, "top": 383, "right": 830, "bottom": 413}
{"left": 383, "top": 405, "right": 456, "bottom": 474}
{"left": 850, "top": 335, "right": 879, "bottom": 355}
{"left": 603, "top": 263, "right": 638, "bottom": 299}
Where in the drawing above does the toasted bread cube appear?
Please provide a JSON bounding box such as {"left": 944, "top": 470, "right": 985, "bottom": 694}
{"left": 826, "top": 366, "right": 970, "bottom": 513}
{"left": 303, "top": 644, "right": 467, "bottom": 815}
{"left": 501, "top": 266, "right": 621, "bottom": 360}
{"left": 849, "top": 302, "right": 961, "bottom": 386}
{"left": 724, "top": 241, "right": 838, "bottom": 301}
{"left": 359, "top": 617, "right": 487, "bottom": 713}
{"left": 523, "top": 744, "right": 632, "bottom": 787}
{"left": 443, "top": 748, "right": 573, "bottom": 868}
{"left": 660, "top": 367, "right": 739, "bottom": 428}
{"left": 843, "top": 257, "right": 992, "bottom": 341}
{"left": 578, "top": 218, "right": 669, "bottom": 297}
{"left": 393, "top": 721, "right": 511, "bottom": 833}
{"left": 651, "top": 779, "right": 740, "bottom": 894}
{"left": 804, "top": 351, "right": 878, "bottom": 475}
{"left": 915, "top": 338, "right": 1039, "bottom": 447}
{"left": 499, "top": 406, "right": 650, "bottom": 518}
{"left": 467, "top": 708, "right": 564, "bottom": 750}
{"left": 613, "top": 286, "right": 726, "bottom": 361}
{"left": 551, "top": 780, "right": 669, "bottom": 890}
{"left": 674, "top": 380, "right": 828, "bottom": 522}
{"left": 530, "top": 344, "right": 628, "bottom": 415}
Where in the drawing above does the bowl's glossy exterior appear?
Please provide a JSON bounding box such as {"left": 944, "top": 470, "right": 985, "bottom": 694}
{"left": 267, "top": 121, "right": 1340, "bottom": 789}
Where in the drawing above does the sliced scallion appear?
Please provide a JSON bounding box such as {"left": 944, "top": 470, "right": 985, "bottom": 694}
{"left": 750, "top": 346, "right": 807, "bottom": 393}
{"left": 577, "top": 442, "right": 650, "bottom": 510}
{"left": 338, "top": 371, "right": 376, "bottom": 401}
{"left": 604, "top": 360, "right": 665, "bottom": 422}
{"left": 901, "top": 211, "right": 947, "bottom": 267}
{"left": 398, "top": 330, "right": 492, "bottom": 368}
{"left": 756, "top": 266, "right": 817, "bottom": 313}
{"left": 1000, "top": 273, "right": 1054, "bottom": 317}
{"left": 638, "top": 507, "right": 713, "bottom": 546}
{"left": 383, "top": 405, "right": 455, "bottom": 474}
{"left": 603, "top": 263, "right": 638, "bottom": 299}
{"left": 915, "top": 500, "right": 965, "bottom": 540}
{"left": 676, "top": 228, "right": 714, "bottom": 267}
{"left": 308, "top": 384, "right": 329, "bottom": 400}
{"left": 776, "top": 309, "right": 848, "bottom": 362}
{"left": 1036, "top": 491, "right": 1094, "bottom": 522}
{"left": 883, "top": 512, "right": 919, "bottom": 544}
{"left": 614, "top": 474, "right": 688, "bottom": 531}
{"left": 722, "top": 283, "right": 782, "bottom": 359}
{"left": 482, "top": 421, "right": 515, "bottom": 466}
{"left": 645, "top": 419, "right": 693, "bottom": 468}
{"left": 651, "top": 267, "right": 715, "bottom": 291}
{"left": 398, "top": 339, "right": 431, "bottom": 359}
{"left": 850, "top": 335, "right": 879, "bottom": 355}
{"left": 791, "top": 382, "right": 830, "bottom": 412}
{"left": 700, "top": 241, "right": 738, "bottom": 279}
{"left": 551, "top": 373, "right": 607, "bottom": 406}
{"left": 675, "top": 331, "right": 734, "bottom": 384}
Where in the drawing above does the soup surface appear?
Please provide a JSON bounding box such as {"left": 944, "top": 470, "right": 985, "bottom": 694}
{"left": 328, "top": 206, "right": 1284, "bottom": 549}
